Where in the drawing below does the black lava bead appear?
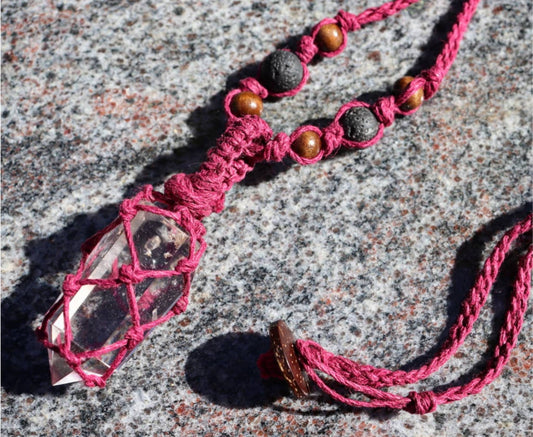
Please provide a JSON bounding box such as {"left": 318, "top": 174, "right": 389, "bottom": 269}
{"left": 340, "top": 107, "right": 379, "bottom": 142}
{"left": 260, "top": 50, "right": 304, "bottom": 94}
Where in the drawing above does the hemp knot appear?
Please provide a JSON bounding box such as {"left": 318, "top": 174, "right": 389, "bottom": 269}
{"left": 264, "top": 132, "right": 291, "bottom": 162}
{"left": 373, "top": 96, "right": 397, "bottom": 127}
{"left": 60, "top": 347, "right": 82, "bottom": 366}
{"left": 322, "top": 123, "right": 344, "bottom": 155}
{"left": 125, "top": 327, "right": 144, "bottom": 348}
{"left": 239, "top": 77, "right": 268, "bottom": 99}
{"left": 164, "top": 173, "right": 195, "bottom": 205}
{"left": 404, "top": 391, "right": 438, "bottom": 415}
{"left": 176, "top": 257, "right": 197, "bottom": 274}
{"left": 118, "top": 264, "right": 138, "bottom": 285}
{"left": 335, "top": 10, "right": 361, "bottom": 32}
{"left": 62, "top": 273, "right": 80, "bottom": 298}
{"left": 296, "top": 35, "right": 318, "bottom": 64}
{"left": 84, "top": 375, "right": 106, "bottom": 388}
{"left": 421, "top": 69, "right": 441, "bottom": 99}
{"left": 119, "top": 198, "right": 138, "bottom": 222}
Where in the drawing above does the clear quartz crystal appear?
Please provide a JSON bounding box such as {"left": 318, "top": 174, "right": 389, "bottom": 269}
{"left": 46, "top": 205, "right": 191, "bottom": 385}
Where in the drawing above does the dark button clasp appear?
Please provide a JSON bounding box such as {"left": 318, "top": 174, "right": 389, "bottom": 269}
{"left": 269, "top": 320, "right": 310, "bottom": 398}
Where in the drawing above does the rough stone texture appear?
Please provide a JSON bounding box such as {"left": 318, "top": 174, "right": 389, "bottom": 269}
{"left": 1, "top": 1, "right": 531, "bottom": 436}
{"left": 260, "top": 50, "right": 304, "bottom": 93}
{"left": 341, "top": 106, "right": 380, "bottom": 142}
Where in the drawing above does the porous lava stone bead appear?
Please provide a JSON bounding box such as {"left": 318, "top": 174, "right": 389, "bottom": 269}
{"left": 340, "top": 107, "right": 379, "bottom": 142}
{"left": 393, "top": 76, "right": 424, "bottom": 111}
{"left": 230, "top": 91, "right": 263, "bottom": 117}
{"left": 316, "top": 23, "right": 343, "bottom": 53}
{"left": 260, "top": 50, "right": 304, "bottom": 94}
{"left": 292, "top": 130, "right": 322, "bottom": 159}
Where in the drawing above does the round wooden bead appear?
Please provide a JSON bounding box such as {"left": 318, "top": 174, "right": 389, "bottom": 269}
{"left": 316, "top": 23, "right": 343, "bottom": 53}
{"left": 292, "top": 130, "right": 322, "bottom": 159}
{"left": 394, "top": 76, "right": 424, "bottom": 111}
{"left": 260, "top": 50, "right": 303, "bottom": 94}
{"left": 269, "top": 320, "right": 310, "bottom": 398}
{"left": 230, "top": 91, "right": 263, "bottom": 117}
{"left": 340, "top": 106, "right": 379, "bottom": 142}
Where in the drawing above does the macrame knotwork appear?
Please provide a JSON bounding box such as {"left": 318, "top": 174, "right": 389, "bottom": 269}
{"left": 37, "top": 186, "right": 206, "bottom": 387}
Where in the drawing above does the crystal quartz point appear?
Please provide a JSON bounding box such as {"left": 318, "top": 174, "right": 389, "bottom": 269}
{"left": 45, "top": 205, "right": 191, "bottom": 385}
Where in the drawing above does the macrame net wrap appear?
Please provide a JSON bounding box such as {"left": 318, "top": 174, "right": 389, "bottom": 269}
{"left": 36, "top": 186, "right": 206, "bottom": 387}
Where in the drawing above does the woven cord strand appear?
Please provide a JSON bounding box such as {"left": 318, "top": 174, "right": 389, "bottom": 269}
{"left": 296, "top": 214, "right": 533, "bottom": 414}
{"left": 421, "top": 0, "right": 481, "bottom": 99}
{"left": 336, "top": 0, "right": 420, "bottom": 32}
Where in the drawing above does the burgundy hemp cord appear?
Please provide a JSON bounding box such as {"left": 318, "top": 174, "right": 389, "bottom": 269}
{"left": 37, "top": 0, "right": 531, "bottom": 414}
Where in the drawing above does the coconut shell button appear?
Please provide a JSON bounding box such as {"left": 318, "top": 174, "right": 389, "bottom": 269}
{"left": 269, "top": 320, "right": 310, "bottom": 398}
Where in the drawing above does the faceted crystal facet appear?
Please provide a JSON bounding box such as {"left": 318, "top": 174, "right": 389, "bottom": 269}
{"left": 46, "top": 206, "right": 190, "bottom": 385}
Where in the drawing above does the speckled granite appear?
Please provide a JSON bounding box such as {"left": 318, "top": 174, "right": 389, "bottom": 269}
{"left": 1, "top": 0, "right": 531, "bottom": 435}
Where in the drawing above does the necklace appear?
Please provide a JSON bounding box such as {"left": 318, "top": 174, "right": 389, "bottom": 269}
{"left": 36, "top": 0, "right": 532, "bottom": 414}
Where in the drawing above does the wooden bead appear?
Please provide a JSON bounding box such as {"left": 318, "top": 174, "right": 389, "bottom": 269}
{"left": 394, "top": 76, "right": 424, "bottom": 111}
{"left": 269, "top": 320, "right": 310, "bottom": 398}
{"left": 230, "top": 91, "right": 263, "bottom": 117}
{"left": 316, "top": 23, "right": 343, "bottom": 53}
{"left": 292, "top": 130, "right": 322, "bottom": 159}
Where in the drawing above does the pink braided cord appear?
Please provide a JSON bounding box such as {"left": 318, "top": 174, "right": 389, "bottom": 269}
{"left": 224, "top": 0, "right": 480, "bottom": 163}
{"left": 336, "top": 0, "right": 419, "bottom": 31}
{"left": 37, "top": 0, "right": 508, "bottom": 395}
{"left": 295, "top": 215, "right": 533, "bottom": 414}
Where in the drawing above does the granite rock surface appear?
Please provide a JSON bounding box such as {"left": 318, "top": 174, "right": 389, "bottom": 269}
{"left": 2, "top": 1, "right": 531, "bottom": 436}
